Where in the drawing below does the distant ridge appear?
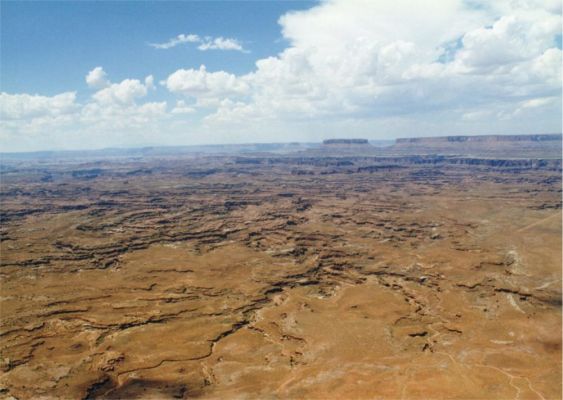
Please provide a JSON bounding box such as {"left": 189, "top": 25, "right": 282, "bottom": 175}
{"left": 0, "top": 142, "right": 321, "bottom": 160}
{"left": 396, "top": 134, "right": 561, "bottom": 144}
{"left": 388, "top": 133, "right": 562, "bottom": 159}
{"left": 305, "top": 133, "right": 561, "bottom": 159}
{"left": 323, "top": 139, "right": 369, "bottom": 145}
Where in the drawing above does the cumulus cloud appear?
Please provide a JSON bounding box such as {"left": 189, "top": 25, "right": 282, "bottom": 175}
{"left": 164, "top": 0, "right": 560, "bottom": 131}
{"left": 84, "top": 71, "right": 166, "bottom": 128}
{"left": 88, "top": 68, "right": 156, "bottom": 106}
{"left": 0, "top": 92, "right": 78, "bottom": 120}
{"left": 0, "top": 92, "right": 81, "bottom": 148}
{"left": 93, "top": 79, "right": 149, "bottom": 105}
{"left": 150, "top": 33, "right": 248, "bottom": 52}
{"left": 85, "top": 67, "right": 110, "bottom": 89}
{"left": 451, "top": 13, "right": 561, "bottom": 73}
{"left": 164, "top": 65, "right": 250, "bottom": 101}
{"left": 2, "top": 0, "right": 561, "bottom": 151}
{"left": 2, "top": 68, "right": 169, "bottom": 150}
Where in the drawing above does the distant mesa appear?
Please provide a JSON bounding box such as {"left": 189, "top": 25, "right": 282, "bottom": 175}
{"left": 323, "top": 139, "right": 369, "bottom": 145}
{"left": 315, "top": 134, "right": 562, "bottom": 158}
{"left": 395, "top": 134, "right": 561, "bottom": 144}
{"left": 390, "top": 133, "right": 562, "bottom": 158}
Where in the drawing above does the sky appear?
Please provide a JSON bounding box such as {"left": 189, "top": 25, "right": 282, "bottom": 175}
{"left": 0, "top": 0, "right": 561, "bottom": 152}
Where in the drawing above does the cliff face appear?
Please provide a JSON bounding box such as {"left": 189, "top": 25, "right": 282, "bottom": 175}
{"left": 307, "top": 134, "right": 561, "bottom": 159}
{"left": 396, "top": 134, "right": 561, "bottom": 144}
{"left": 389, "top": 134, "right": 562, "bottom": 158}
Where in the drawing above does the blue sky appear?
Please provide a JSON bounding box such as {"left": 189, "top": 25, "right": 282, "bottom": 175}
{"left": 1, "top": 0, "right": 561, "bottom": 151}
{"left": 2, "top": 1, "right": 314, "bottom": 95}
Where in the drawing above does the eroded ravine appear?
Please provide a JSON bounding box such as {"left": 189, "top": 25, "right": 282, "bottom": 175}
{"left": 1, "top": 156, "right": 561, "bottom": 399}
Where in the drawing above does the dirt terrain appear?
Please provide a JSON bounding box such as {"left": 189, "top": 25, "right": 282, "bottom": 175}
{"left": 1, "top": 140, "right": 562, "bottom": 399}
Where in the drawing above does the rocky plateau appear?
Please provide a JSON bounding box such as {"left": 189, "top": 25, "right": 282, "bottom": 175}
{"left": 0, "top": 136, "right": 561, "bottom": 399}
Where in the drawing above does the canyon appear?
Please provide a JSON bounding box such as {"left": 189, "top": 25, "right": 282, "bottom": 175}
{"left": 0, "top": 135, "right": 561, "bottom": 399}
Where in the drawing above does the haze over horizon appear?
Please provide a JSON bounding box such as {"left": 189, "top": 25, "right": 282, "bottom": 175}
{"left": 1, "top": 0, "right": 562, "bottom": 152}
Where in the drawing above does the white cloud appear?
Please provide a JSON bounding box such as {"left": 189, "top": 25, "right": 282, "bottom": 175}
{"left": 81, "top": 101, "right": 167, "bottom": 127}
{"left": 145, "top": 75, "right": 155, "bottom": 90}
{"left": 1, "top": 69, "right": 169, "bottom": 150}
{"left": 521, "top": 97, "right": 556, "bottom": 108}
{"left": 86, "top": 68, "right": 156, "bottom": 106}
{"left": 511, "top": 96, "right": 559, "bottom": 116}
{"left": 462, "top": 110, "right": 493, "bottom": 121}
{"left": 2, "top": 0, "right": 561, "bottom": 151}
{"left": 150, "top": 33, "right": 248, "bottom": 52}
{"left": 451, "top": 13, "right": 561, "bottom": 73}
{"left": 186, "top": 0, "right": 561, "bottom": 130}
{"left": 164, "top": 65, "right": 250, "bottom": 101}
{"left": 171, "top": 100, "right": 196, "bottom": 114}
{"left": 197, "top": 37, "right": 247, "bottom": 52}
{"left": 529, "top": 48, "right": 562, "bottom": 87}
{"left": 84, "top": 71, "right": 167, "bottom": 129}
{"left": 93, "top": 78, "right": 151, "bottom": 106}
{"left": 149, "top": 34, "right": 200, "bottom": 49}
{"left": 85, "top": 67, "right": 110, "bottom": 89}
{"left": 0, "top": 92, "right": 78, "bottom": 120}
